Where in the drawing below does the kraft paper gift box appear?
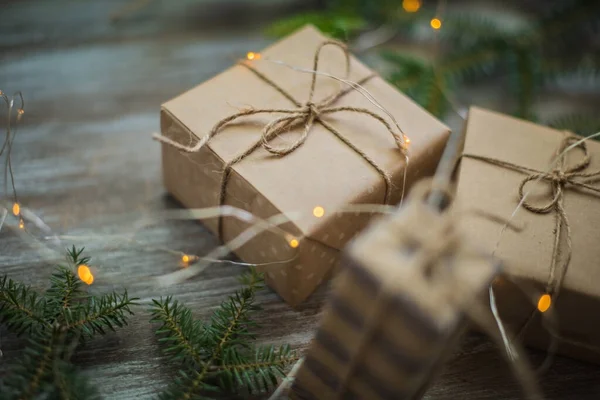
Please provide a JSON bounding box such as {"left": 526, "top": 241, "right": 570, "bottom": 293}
{"left": 292, "top": 182, "right": 501, "bottom": 399}
{"left": 158, "top": 25, "right": 450, "bottom": 306}
{"left": 455, "top": 107, "right": 600, "bottom": 363}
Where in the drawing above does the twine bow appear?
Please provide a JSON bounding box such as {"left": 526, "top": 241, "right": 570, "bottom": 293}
{"left": 463, "top": 134, "right": 600, "bottom": 297}
{"left": 154, "top": 40, "right": 409, "bottom": 240}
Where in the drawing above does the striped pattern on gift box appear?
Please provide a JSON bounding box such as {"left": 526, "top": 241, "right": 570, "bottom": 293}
{"left": 291, "top": 192, "right": 500, "bottom": 400}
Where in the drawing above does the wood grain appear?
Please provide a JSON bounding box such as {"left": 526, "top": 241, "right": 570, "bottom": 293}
{"left": 1, "top": 1, "right": 599, "bottom": 398}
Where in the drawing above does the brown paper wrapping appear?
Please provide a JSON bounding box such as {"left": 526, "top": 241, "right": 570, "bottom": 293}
{"left": 159, "top": 25, "right": 450, "bottom": 306}
{"left": 292, "top": 185, "right": 500, "bottom": 399}
{"left": 455, "top": 107, "right": 600, "bottom": 363}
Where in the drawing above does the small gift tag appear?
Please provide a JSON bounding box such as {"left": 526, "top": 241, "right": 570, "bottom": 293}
{"left": 291, "top": 181, "right": 504, "bottom": 400}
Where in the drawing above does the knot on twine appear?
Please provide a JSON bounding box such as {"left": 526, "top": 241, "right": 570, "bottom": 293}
{"left": 463, "top": 133, "right": 600, "bottom": 297}
{"left": 517, "top": 136, "right": 595, "bottom": 214}
{"left": 154, "top": 40, "right": 410, "bottom": 240}
{"left": 260, "top": 100, "right": 320, "bottom": 156}
{"left": 552, "top": 171, "right": 568, "bottom": 185}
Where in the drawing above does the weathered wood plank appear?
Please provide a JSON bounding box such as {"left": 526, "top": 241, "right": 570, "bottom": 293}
{"left": 1, "top": 1, "right": 599, "bottom": 399}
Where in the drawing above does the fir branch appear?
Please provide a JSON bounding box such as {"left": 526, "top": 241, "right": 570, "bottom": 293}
{"left": 51, "top": 360, "right": 102, "bottom": 400}
{"left": 150, "top": 296, "right": 207, "bottom": 366}
{"left": 157, "top": 370, "right": 220, "bottom": 400}
{"left": 542, "top": 62, "right": 600, "bottom": 93}
{"left": 45, "top": 267, "right": 85, "bottom": 319}
{"left": 268, "top": 1, "right": 599, "bottom": 124}
{"left": 2, "top": 329, "right": 57, "bottom": 399}
{"left": 0, "top": 275, "right": 49, "bottom": 334}
{"left": 546, "top": 112, "right": 600, "bottom": 137}
{"left": 204, "top": 269, "right": 264, "bottom": 355}
{"left": 214, "top": 345, "right": 298, "bottom": 395}
{"left": 64, "top": 291, "right": 136, "bottom": 338}
{"left": 265, "top": 12, "right": 365, "bottom": 40}
{"left": 152, "top": 268, "right": 296, "bottom": 400}
{"left": 0, "top": 247, "right": 137, "bottom": 399}
{"left": 508, "top": 45, "right": 541, "bottom": 120}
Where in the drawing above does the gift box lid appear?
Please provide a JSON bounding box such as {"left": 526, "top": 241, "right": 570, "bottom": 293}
{"left": 162, "top": 25, "right": 450, "bottom": 252}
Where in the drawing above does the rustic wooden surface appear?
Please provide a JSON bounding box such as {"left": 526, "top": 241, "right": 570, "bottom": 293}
{"left": 1, "top": 1, "right": 599, "bottom": 399}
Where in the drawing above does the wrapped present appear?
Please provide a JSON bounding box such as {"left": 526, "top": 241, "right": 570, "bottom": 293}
{"left": 455, "top": 107, "right": 600, "bottom": 363}
{"left": 155, "top": 25, "right": 450, "bottom": 306}
{"left": 291, "top": 182, "right": 502, "bottom": 399}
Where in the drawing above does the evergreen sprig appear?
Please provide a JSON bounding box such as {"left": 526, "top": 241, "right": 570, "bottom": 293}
{"left": 0, "top": 246, "right": 138, "bottom": 399}
{"left": 151, "top": 268, "right": 297, "bottom": 399}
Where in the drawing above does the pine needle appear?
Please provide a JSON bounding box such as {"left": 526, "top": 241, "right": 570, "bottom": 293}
{"left": 0, "top": 247, "right": 138, "bottom": 398}
{"left": 151, "top": 268, "right": 297, "bottom": 399}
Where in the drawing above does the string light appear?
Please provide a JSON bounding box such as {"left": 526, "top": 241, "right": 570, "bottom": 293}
{"left": 17, "top": 109, "right": 24, "bottom": 115}
{"left": 18, "top": 219, "right": 24, "bottom": 229}
{"left": 403, "top": 135, "right": 411, "bottom": 148}
{"left": 289, "top": 238, "right": 299, "bottom": 248}
{"left": 537, "top": 294, "right": 552, "bottom": 313}
{"left": 430, "top": 18, "right": 442, "bottom": 30}
{"left": 77, "top": 264, "right": 94, "bottom": 285}
{"left": 402, "top": 0, "right": 421, "bottom": 13}
{"left": 246, "top": 52, "right": 261, "bottom": 61}
{"left": 181, "top": 254, "right": 200, "bottom": 266}
{"left": 312, "top": 206, "right": 325, "bottom": 218}
{"left": 12, "top": 203, "right": 20, "bottom": 216}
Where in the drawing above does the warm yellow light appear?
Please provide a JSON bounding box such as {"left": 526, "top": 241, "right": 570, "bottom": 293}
{"left": 430, "top": 18, "right": 442, "bottom": 30}
{"left": 12, "top": 203, "right": 20, "bottom": 216}
{"left": 18, "top": 219, "right": 24, "bottom": 229}
{"left": 537, "top": 294, "right": 552, "bottom": 313}
{"left": 182, "top": 254, "right": 190, "bottom": 263}
{"left": 246, "top": 52, "right": 261, "bottom": 61}
{"left": 289, "top": 238, "right": 299, "bottom": 248}
{"left": 313, "top": 206, "right": 325, "bottom": 218}
{"left": 78, "top": 265, "right": 94, "bottom": 285}
{"left": 403, "top": 135, "right": 411, "bottom": 147}
{"left": 17, "top": 109, "right": 24, "bottom": 115}
{"left": 402, "top": 0, "right": 421, "bottom": 12}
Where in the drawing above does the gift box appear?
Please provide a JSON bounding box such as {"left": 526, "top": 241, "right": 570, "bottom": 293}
{"left": 455, "top": 107, "right": 600, "bottom": 363}
{"left": 291, "top": 182, "right": 501, "bottom": 399}
{"left": 157, "top": 25, "right": 450, "bottom": 306}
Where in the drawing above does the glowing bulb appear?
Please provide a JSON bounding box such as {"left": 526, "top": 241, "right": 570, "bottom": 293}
{"left": 403, "top": 135, "right": 411, "bottom": 147}
{"left": 430, "top": 18, "right": 442, "bottom": 30}
{"left": 313, "top": 206, "right": 325, "bottom": 218}
{"left": 289, "top": 238, "right": 299, "bottom": 248}
{"left": 182, "top": 254, "right": 190, "bottom": 263}
{"left": 402, "top": 0, "right": 421, "bottom": 13}
{"left": 12, "top": 203, "right": 20, "bottom": 216}
{"left": 78, "top": 265, "right": 94, "bottom": 285}
{"left": 17, "top": 109, "right": 24, "bottom": 115}
{"left": 18, "top": 219, "right": 25, "bottom": 229}
{"left": 246, "top": 52, "right": 261, "bottom": 61}
{"left": 537, "top": 294, "right": 552, "bottom": 313}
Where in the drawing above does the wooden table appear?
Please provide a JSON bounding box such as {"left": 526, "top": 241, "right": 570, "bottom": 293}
{"left": 1, "top": 1, "right": 598, "bottom": 398}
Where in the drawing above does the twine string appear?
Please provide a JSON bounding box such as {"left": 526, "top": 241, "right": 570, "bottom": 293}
{"left": 463, "top": 134, "right": 600, "bottom": 298}
{"left": 153, "top": 40, "right": 408, "bottom": 240}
